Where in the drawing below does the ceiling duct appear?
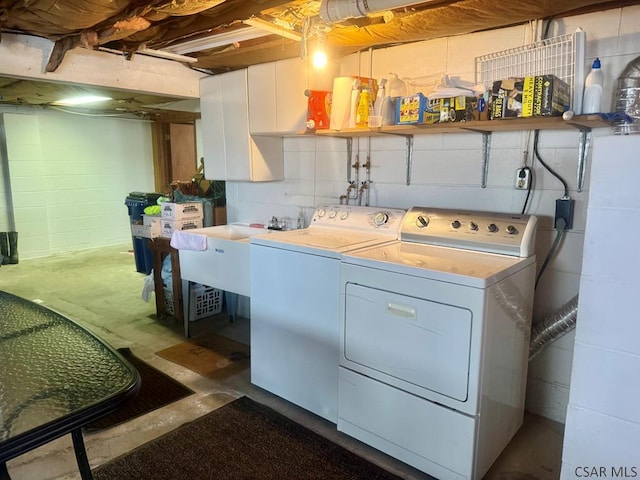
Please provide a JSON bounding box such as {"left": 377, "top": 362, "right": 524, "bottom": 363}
{"left": 319, "top": 0, "right": 429, "bottom": 23}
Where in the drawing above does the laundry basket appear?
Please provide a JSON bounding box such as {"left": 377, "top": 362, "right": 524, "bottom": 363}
{"left": 164, "top": 283, "right": 222, "bottom": 321}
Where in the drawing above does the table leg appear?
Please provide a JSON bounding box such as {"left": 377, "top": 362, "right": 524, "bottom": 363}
{"left": 71, "top": 429, "right": 94, "bottom": 480}
{"left": 0, "top": 462, "right": 11, "bottom": 480}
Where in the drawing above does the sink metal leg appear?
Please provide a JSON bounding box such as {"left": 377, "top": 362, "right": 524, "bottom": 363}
{"left": 182, "top": 279, "right": 191, "bottom": 338}
{"left": 225, "top": 292, "right": 239, "bottom": 322}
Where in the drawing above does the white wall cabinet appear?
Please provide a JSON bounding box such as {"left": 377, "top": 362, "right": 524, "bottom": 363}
{"left": 200, "top": 69, "right": 284, "bottom": 182}
{"left": 248, "top": 57, "right": 338, "bottom": 134}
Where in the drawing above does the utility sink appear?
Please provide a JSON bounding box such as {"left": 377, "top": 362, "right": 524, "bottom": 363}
{"left": 174, "top": 224, "right": 271, "bottom": 297}
{"left": 197, "top": 224, "right": 270, "bottom": 241}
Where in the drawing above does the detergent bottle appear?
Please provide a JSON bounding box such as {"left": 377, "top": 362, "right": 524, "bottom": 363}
{"left": 356, "top": 86, "right": 372, "bottom": 127}
{"left": 583, "top": 58, "right": 604, "bottom": 114}
{"left": 382, "top": 73, "right": 407, "bottom": 125}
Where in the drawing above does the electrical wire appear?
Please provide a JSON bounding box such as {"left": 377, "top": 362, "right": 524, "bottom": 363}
{"left": 533, "top": 129, "right": 569, "bottom": 197}
{"left": 520, "top": 166, "right": 533, "bottom": 214}
{"left": 535, "top": 229, "right": 565, "bottom": 289}
{"left": 531, "top": 128, "right": 572, "bottom": 289}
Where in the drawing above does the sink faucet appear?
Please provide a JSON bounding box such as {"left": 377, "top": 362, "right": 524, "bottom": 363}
{"left": 357, "top": 181, "right": 369, "bottom": 206}
{"left": 343, "top": 181, "right": 356, "bottom": 205}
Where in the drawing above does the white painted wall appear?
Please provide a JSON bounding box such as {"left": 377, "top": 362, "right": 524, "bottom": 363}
{"left": 0, "top": 107, "right": 155, "bottom": 259}
{"left": 560, "top": 135, "right": 640, "bottom": 478}
{"left": 217, "top": 5, "right": 640, "bottom": 424}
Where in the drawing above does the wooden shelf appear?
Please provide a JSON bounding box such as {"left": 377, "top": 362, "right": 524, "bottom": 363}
{"left": 251, "top": 114, "right": 610, "bottom": 191}
{"left": 311, "top": 114, "right": 610, "bottom": 137}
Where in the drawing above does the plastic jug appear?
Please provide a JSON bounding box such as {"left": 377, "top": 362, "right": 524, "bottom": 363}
{"left": 583, "top": 58, "right": 604, "bottom": 114}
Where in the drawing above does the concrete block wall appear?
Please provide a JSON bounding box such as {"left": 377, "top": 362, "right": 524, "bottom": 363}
{"left": 561, "top": 135, "right": 640, "bottom": 478}
{"left": 0, "top": 108, "right": 155, "bottom": 259}
{"left": 223, "top": 5, "right": 640, "bottom": 423}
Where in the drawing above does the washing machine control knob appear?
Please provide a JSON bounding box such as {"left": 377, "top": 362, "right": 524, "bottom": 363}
{"left": 373, "top": 211, "right": 389, "bottom": 226}
{"left": 416, "top": 215, "right": 430, "bottom": 228}
{"left": 451, "top": 220, "right": 461, "bottom": 229}
{"left": 340, "top": 211, "right": 349, "bottom": 220}
{"left": 328, "top": 210, "right": 338, "bottom": 219}
{"left": 469, "top": 221, "right": 479, "bottom": 231}
{"left": 487, "top": 223, "right": 498, "bottom": 233}
{"left": 317, "top": 208, "right": 326, "bottom": 218}
{"left": 506, "top": 225, "right": 518, "bottom": 235}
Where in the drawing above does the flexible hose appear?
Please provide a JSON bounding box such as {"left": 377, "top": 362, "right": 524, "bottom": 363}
{"left": 529, "top": 294, "right": 578, "bottom": 361}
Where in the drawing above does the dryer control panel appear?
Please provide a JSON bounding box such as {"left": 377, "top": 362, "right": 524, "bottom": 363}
{"left": 311, "top": 205, "right": 406, "bottom": 232}
{"left": 401, "top": 207, "right": 538, "bottom": 257}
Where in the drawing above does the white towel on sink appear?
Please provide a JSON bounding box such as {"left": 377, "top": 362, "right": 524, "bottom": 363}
{"left": 170, "top": 230, "right": 207, "bottom": 251}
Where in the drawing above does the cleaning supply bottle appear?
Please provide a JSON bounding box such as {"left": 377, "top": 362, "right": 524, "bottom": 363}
{"left": 382, "top": 73, "right": 406, "bottom": 126}
{"left": 374, "top": 78, "right": 387, "bottom": 117}
{"left": 583, "top": 58, "right": 604, "bottom": 114}
{"left": 356, "top": 86, "right": 372, "bottom": 127}
{"left": 348, "top": 79, "right": 361, "bottom": 128}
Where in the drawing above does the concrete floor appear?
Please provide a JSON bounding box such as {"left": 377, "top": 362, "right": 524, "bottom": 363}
{"left": 1, "top": 244, "right": 565, "bottom": 480}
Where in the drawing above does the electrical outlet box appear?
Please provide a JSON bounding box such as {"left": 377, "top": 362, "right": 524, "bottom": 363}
{"left": 555, "top": 197, "right": 575, "bottom": 230}
{"left": 515, "top": 168, "right": 531, "bottom": 190}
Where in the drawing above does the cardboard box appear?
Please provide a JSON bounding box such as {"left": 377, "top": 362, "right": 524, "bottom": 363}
{"left": 161, "top": 202, "right": 203, "bottom": 220}
{"left": 131, "top": 222, "right": 161, "bottom": 239}
{"left": 397, "top": 93, "right": 436, "bottom": 124}
{"left": 131, "top": 214, "right": 161, "bottom": 238}
{"left": 491, "top": 75, "right": 570, "bottom": 119}
{"left": 439, "top": 96, "right": 475, "bottom": 122}
{"left": 160, "top": 217, "right": 204, "bottom": 238}
{"left": 143, "top": 214, "right": 160, "bottom": 226}
{"left": 490, "top": 78, "right": 525, "bottom": 119}
{"left": 523, "top": 75, "right": 571, "bottom": 117}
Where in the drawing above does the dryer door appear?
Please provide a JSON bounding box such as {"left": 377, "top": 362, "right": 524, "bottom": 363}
{"left": 343, "top": 283, "right": 472, "bottom": 402}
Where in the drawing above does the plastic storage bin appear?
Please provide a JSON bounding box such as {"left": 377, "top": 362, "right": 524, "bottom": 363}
{"left": 125, "top": 192, "right": 162, "bottom": 274}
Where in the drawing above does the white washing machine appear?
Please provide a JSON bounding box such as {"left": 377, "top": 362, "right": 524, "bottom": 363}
{"left": 250, "top": 205, "right": 406, "bottom": 423}
{"left": 338, "top": 207, "right": 538, "bottom": 480}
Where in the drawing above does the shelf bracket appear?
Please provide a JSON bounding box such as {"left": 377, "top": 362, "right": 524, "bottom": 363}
{"left": 481, "top": 132, "right": 491, "bottom": 188}
{"left": 576, "top": 128, "right": 592, "bottom": 193}
{"left": 405, "top": 135, "right": 414, "bottom": 186}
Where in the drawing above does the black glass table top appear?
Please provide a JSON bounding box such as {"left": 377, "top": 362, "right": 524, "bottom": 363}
{"left": 0, "top": 290, "right": 140, "bottom": 465}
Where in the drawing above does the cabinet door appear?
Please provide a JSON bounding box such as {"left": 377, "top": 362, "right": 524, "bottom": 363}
{"left": 275, "top": 58, "right": 308, "bottom": 132}
{"left": 248, "top": 63, "right": 276, "bottom": 134}
{"left": 222, "top": 70, "right": 255, "bottom": 180}
{"left": 201, "top": 70, "right": 253, "bottom": 180}
{"left": 201, "top": 69, "right": 283, "bottom": 182}
{"left": 200, "top": 73, "right": 228, "bottom": 180}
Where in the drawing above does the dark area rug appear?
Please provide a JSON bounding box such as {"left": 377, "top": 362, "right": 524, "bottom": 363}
{"left": 92, "top": 396, "right": 402, "bottom": 480}
{"left": 85, "top": 347, "right": 194, "bottom": 431}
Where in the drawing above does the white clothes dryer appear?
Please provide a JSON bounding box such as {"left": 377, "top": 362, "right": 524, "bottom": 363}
{"left": 338, "top": 207, "right": 538, "bottom": 479}
{"left": 249, "top": 205, "right": 406, "bottom": 423}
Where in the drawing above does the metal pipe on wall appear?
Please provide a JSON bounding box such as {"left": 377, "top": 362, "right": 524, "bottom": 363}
{"left": 320, "top": 0, "right": 429, "bottom": 23}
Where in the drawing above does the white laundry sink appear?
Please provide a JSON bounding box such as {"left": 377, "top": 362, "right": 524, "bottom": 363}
{"left": 174, "top": 224, "right": 271, "bottom": 297}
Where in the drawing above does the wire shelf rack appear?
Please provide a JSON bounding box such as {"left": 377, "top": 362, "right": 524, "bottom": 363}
{"left": 475, "top": 31, "right": 586, "bottom": 111}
